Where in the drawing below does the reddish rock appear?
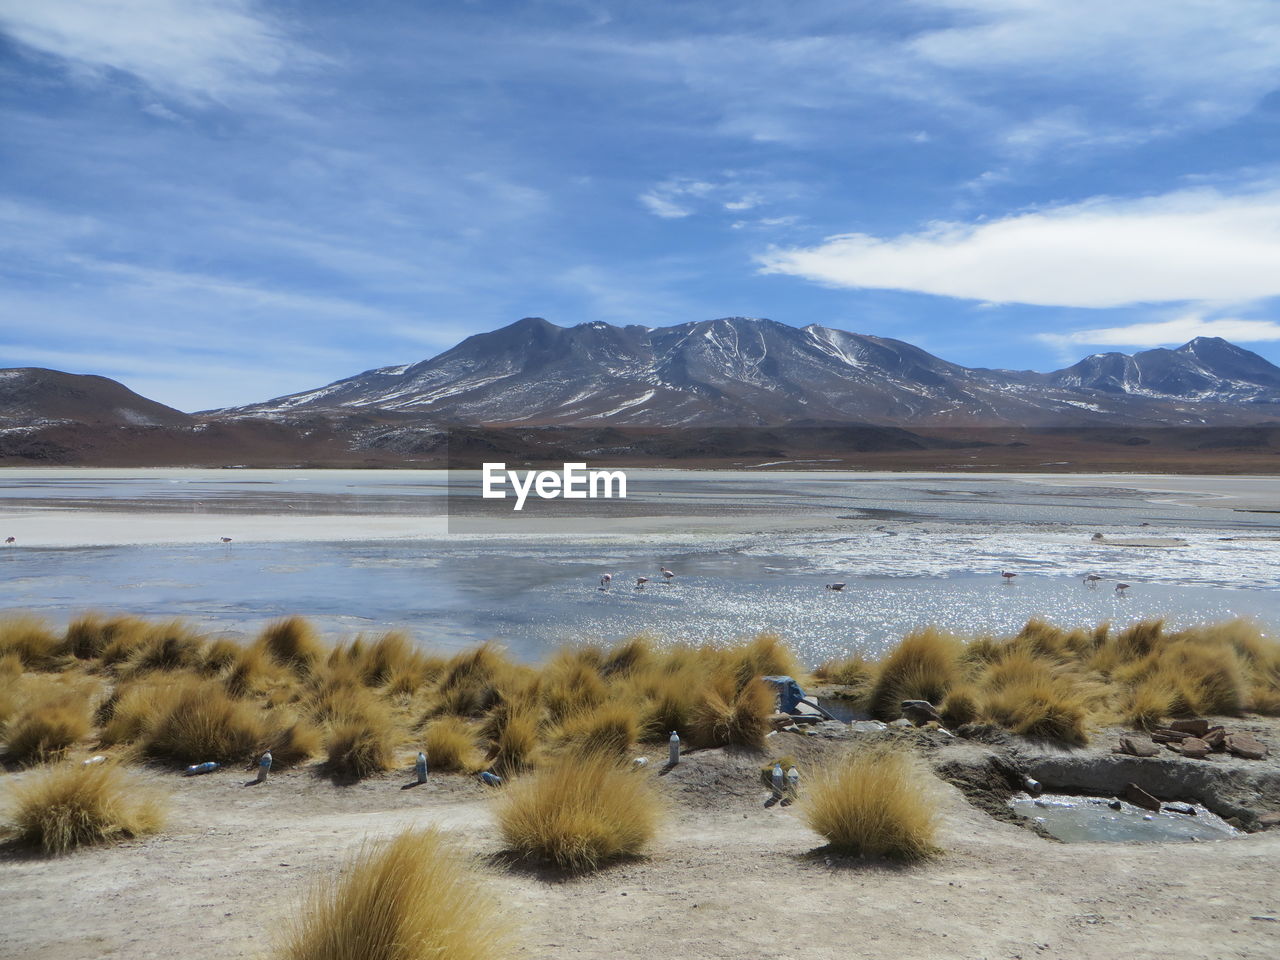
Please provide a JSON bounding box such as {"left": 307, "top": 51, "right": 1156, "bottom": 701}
{"left": 1178, "top": 737, "right": 1211, "bottom": 759}
{"left": 1226, "top": 733, "right": 1269, "bottom": 760}
{"left": 1123, "top": 782, "right": 1162, "bottom": 812}
{"left": 1152, "top": 728, "right": 1190, "bottom": 743}
{"left": 1202, "top": 726, "right": 1227, "bottom": 751}
{"left": 1114, "top": 736, "right": 1160, "bottom": 757}
{"left": 1169, "top": 718, "right": 1211, "bottom": 737}
{"left": 1257, "top": 812, "right": 1280, "bottom": 830}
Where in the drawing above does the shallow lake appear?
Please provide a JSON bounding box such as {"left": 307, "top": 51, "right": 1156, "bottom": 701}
{"left": 2, "top": 469, "right": 1278, "bottom": 664}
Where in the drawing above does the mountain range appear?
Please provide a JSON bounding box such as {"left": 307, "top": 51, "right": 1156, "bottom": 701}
{"left": 223, "top": 316, "right": 1280, "bottom": 427}
{"left": 4, "top": 316, "right": 1280, "bottom": 468}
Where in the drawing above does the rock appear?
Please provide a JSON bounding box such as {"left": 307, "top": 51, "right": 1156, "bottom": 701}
{"left": 1164, "top": 804, "right": 1197, "bottom": 816}
{"left": 1114, "top": 736, "right": 1160, "bottom": 757}
{"left": 1123, "top": 782, "right": 1162, "bottom": 812}
{"left": 849, "top": 720, "right": 888, "bottom": 733}
{"left": 1202, "top": 726, "right": 1227, "bottom": 751}
{"left": 1178, "top": 737, "right": 1211, "bottom": 759}
{"left": 1169, "top": 718, "right": 1211, "bottom": 737}
{"left": 1226, "top": 733, "right": 1269, "bottom": 760}
{"left": 1152, "top": 728, "right": 1190, "bottom": 743}
{"left": 1257, "top": 812, "right": 1280, "bottom": 830}
{"left": 1108, "top": 799, "right": 1122, "bottom": 811}
{"left": 900, "top": 700, "right": 943, "bottom": 725}
{"left": 888, "top": 718, "right": 914, "bottom": 728}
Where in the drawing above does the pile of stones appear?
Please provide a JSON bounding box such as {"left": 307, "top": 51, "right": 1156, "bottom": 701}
{"left": 1113, "top": 718, "right": 1269, "bottom": 760}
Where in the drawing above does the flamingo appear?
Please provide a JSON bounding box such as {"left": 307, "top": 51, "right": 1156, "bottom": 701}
{"left": 660, "top": 566, "right": 675, "bottom": 580}
{"left": 635, "top": 576, "right": 649, "bottom": 589}
{"left": 599, "top": 573, "right": 612, "bottom": 591}
{"left": 1082, "top": 574, "right": 1102, "bottom": 588}
{"left": 825, "top": 582, "right": 846, "bottom": 592}
{"left": 4, "top": 536, "right": 14, "bottom": 544}
{"left": 1001, "top": 571, "right": 1017, "bottom": 584}
{"left": 220, "top": 537, "right": 233, "bottom": 545}
{"left": 1115, "top": 582, "right": 1131, "bottom": 596}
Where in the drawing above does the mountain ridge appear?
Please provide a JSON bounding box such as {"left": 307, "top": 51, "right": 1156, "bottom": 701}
{"left": 218, "top": 318, "right": 1280, "bottom": 427}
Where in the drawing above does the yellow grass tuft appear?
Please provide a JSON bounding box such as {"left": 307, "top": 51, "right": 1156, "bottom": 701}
{"left": 0, "top": 615, "right": 63, "bottom": 670}
{"left": 120, "top": 621, "right": 207, "bottom": 676}
{"left": 867, "top": 628, "right": 961, "bottom": 720}
{"left": 495, "top": 749, "right": 662, "bottom": 870}
{"left": 423, "top": 716, "right": 483, "bottom": 772}
{"left": 63, "top": 613, "right": 149, "bottom": 661}
{"left": 801, "top": 746, "right": 939, "bottom": 861}
{"left": 256, "top": 617, "right": 325, "bottom": 673}
{"left": 324, "top": 698, "right": 398, "bottom": 782}
{"left": 688, "top": 673, "right": 774, "bottom": 749}
{"left": 273, "top": 828, "right": 511, "bottom": 960}
{"left": 7, "top": 761, "right": 166, "bottom": 854}
{"left": 814, "top": 652, "right": 874, "bottom": 687}
{"left": 554, "top": 702, "right": 639, "bottom": 756}
{"left": 4, "top": 692, "right": 92, "bottom": 764}
{"left": 265, "top": 717, "right": 323, "bottom": 768}
{"left": 488, "top": 707, "right": 542, "bottom": 777}
{"left": 140, "top": 679, "right": 269, "bottom": 764}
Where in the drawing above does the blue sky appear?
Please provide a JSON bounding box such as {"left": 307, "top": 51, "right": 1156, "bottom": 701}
{"left": 3, "top": 0, "right": 1280, "bottom": 411}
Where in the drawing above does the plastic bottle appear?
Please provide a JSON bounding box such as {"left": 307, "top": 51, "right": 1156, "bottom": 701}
{"left": 185, "top": 761, "right": 219, "bottom": 776}
{"left": 256, "top": 751, "right": 272, "bottom": 783}
{"left": 416, "top": 752, "right": 428, "bottom": 784}
{"left": 786, "top": 765, "right": 800, "bottom": 797}
{"left": 82, "top": 755, "right": 106, "bottom": 766}
{"left": 479, "top": 771, "right": 503, "bottom": 787}
{"left": 632, "top": 756, "right": 648, "bottom": 768}
{"left": 668, "top": 730, "right": 680, "bottom": 766}
{"left": 771, "top": 762, "right": 784, "bottom": 799}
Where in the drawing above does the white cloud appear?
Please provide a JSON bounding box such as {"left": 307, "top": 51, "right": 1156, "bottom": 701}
{"left": 759, "top": 184, "right": 1280, "bottom": 308}
{"left": 639, "top": 192, "right": 693, "bottom": 219}
{"left": 1039, "top": 315, "right": 1280, "bottom": 349}
{"left": 0, "top": 0, "right": 305, "bottom": 102}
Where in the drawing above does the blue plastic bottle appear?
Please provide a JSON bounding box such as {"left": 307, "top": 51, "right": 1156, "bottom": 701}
{"left": 185, "top": 761, "right": 219, "bottom": 776}
{"left": 479, "top": 771, "right": 503, "bottom": 787}
{"left": 256, "top": 751, "right": 272, "bottom": 782}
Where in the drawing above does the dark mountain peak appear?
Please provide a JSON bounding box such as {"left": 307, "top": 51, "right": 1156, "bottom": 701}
{"left": 0, "top": 367, "right": 192, "bottom": 427}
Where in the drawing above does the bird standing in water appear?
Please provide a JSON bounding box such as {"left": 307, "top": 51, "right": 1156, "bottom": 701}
{"left": 1001, "top": 571, "right": 1017, "bottom": 584}
{"left": 635, "top": 576, "right": 649, "bottom": 589}
{"left": 825, "top": 582, "right": 846, "bottom": 592}
{"left": 599, "top": 573, "right": 612, "bottom": 590}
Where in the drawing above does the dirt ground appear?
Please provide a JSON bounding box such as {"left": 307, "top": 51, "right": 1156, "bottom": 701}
{"left": 2, "top": 730, "right": 1279, "bottom": 960}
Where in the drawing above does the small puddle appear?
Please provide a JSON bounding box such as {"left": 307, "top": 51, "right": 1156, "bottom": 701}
{"left": 1009, "top": 793, "right": 1241, "bottom": 843}
{"left": 814, "top": 697, "right": 869, "bottom": 723}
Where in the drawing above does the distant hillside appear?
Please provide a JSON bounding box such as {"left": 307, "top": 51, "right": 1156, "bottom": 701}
{"left": 223, "top": 317, "right": 1280, "bottom": 428}
{"left": 0, "top": 368, "right": 192, "bottom": 428}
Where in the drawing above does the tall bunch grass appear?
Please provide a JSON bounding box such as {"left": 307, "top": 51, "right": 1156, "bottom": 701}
{"left": 7, "top": 762, "right": 165, "bottom": 854}
{"left": 495, "top": 750, "right": 662, "bottom": 870}
{"left": 274, "top": 828, "right": 511, "bottom": 960}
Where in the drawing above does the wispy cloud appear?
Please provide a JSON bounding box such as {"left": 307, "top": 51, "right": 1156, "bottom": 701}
{"left": 0, "top": 0, "right": 311, "bottom": 104}
{"left": 1038, "top": 313, "right": 1280, "bottom": 349}
{"left": 759, "top": 183, "right": 1280, "bottom": 308}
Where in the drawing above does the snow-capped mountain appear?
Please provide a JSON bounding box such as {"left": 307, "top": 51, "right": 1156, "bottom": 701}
{"left": 222, "top": 318, "right": 1280, "bottom": 427}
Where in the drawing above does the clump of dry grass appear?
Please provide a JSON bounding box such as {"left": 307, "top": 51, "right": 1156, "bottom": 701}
{"left": 324, "top": 698, "right": 398, "bottom": 782}
{"left": 0, "top": 616, "right": 63, "bottom": 670}
{"left": 140, "top": 679, "right": 269, "bottom": 764}
{"left": 801, "top": 746, "right": 939, "bottom": 861}
{"left": 487, "top": 707, "right": 542, "bottom": 777}
{"left": 7, "top": 761, "right": 166, "bottom": 854}
{"left": 265, "top": 717, "right": 323, "bottom": 768}
{"left": 555, "top": 702, "right": 639, "bottom": 756}
{"left": 62, "top": 614, "right": 149, "bottom": 661}
{"left": 495, "top": 749, "right": 662, "bottom": 870}
{"left": 814, "top": 652, "right": 874, "bottom": 688}
{"left": 688, "top": 673, "right": 773, "bottom": 749}
{"left": 256, "top": 617, "right": 325, "bottom": 674}
{"left": 423, "top": 716, "right": 482, "bottom": 772}
{"left": 119, "top": 621, "right": 207, "bottom": 676}
{"left": 866, "top": 628, "right": 961, "bottom": 720}
{"left": 4, "top": 692, "right": 92, "bottom": 764}
{"left": 273, "top": 827, "right": 511, "bottom": 960}
{"left": 428, "top": 643, "right": 513, "bottom": 717}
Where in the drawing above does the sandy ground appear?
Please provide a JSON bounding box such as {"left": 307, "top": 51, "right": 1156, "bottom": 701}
{"left": 3, "top": 737, "right": 1278, "bottom": 960}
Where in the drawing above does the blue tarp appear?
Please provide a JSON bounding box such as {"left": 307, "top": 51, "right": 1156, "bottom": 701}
{"left": 762, "top": 675, "right": 806, "bottom": 714}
